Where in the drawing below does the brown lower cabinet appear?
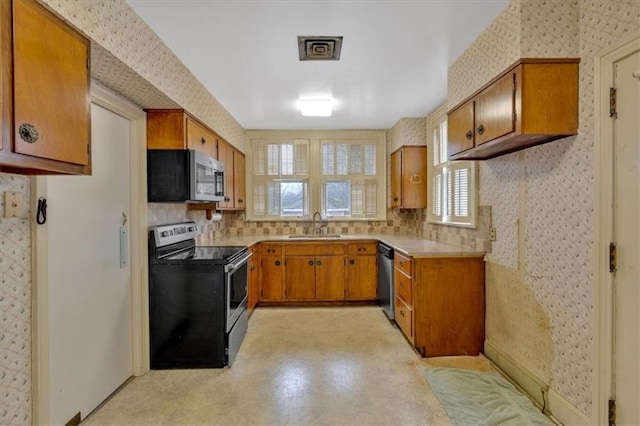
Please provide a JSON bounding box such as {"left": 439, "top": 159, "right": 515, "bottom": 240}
{"left": 247, "top": 245, "right": 260, "bottom": 316}
{"left": 257, "top": 241, "right": 377, "bottom": 303}
{"left": 394, "top": 251, "right": 485, "bottom": 357}
{"left": 259, "top": 244, "right": 285, "bottom": 301}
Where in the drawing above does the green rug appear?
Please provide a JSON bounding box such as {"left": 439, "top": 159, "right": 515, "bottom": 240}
{"left": 424, "top": 368, "right": 553, "bottom": 426}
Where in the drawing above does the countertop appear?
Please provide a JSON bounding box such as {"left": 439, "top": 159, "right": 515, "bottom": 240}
{"left": 198, "top": 233, "right": 484, "bottom": 258}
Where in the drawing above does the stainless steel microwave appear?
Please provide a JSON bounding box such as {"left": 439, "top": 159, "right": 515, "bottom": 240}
{"left": 147, "top": 149, "right": 225, "bottom": 203}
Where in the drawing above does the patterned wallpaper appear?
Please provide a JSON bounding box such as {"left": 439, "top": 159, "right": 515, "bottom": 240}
{"left": 2, "top": 0, "right": 639, "bottom": 423}
{"left": 0, "top": 174, "right": 32, "bottom": 425}
{"left": 448, "top": 0, "right": 640, "bottom": 418}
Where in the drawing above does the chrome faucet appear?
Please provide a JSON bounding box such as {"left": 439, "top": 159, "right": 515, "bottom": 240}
{"left": 312, "top": 211, "right": 322, "bottom": 235}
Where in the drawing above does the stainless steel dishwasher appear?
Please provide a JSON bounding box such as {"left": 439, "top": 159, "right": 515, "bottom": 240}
{"left": 378, "top": 243, "right": 394, "bottom": 320}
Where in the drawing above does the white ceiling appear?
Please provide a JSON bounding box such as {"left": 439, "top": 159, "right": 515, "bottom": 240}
{"left": 127, "top": 0, "right": 508, "bottom": 130}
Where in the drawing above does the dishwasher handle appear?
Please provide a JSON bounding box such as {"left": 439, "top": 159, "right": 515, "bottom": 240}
{"left": 378, "top": 243, "right": 394, "bottom": 259}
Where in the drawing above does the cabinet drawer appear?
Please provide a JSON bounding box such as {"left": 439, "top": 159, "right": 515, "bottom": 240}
{"left": 348, "top": 242, "right": 377, "bottom": 255}
{"left": 261, "top": 244, "right": 283, "bottom": 256}
{"left": 395, "top": 252, "right": 413, "bottom": 276}
{"left": 394, "top": 269, "right": 412, "bottom": 305}
{"left": 395, "top": 297, "right": 413, "bottom": 340}
{"left": 286, "top": 243, "right": 345, "bottom": 256}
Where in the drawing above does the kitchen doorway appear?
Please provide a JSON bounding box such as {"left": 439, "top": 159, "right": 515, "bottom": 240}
{"left": 595, "top": 33, "right": 640, "bottom": 426}
{"left": 31, "top": 84, "right": 149, "bottom": 425}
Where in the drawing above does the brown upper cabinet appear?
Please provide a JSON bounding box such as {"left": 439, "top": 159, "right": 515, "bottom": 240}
{"left": 1, "top": 0, "right": 91, "bottom": 175}
{"left": 217, "top": 138, "right": 245, "bottom": 211}
{"left": 448, "top": 58, "right": 580, "bottom": 161}
{"left": 146, "top": 109, "right": 218, "bottom": 159}
{"left": 390, "top": 145, "right": 427, "bottom": 209}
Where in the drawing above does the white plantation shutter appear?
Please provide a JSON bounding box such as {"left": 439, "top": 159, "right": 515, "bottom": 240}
{"left": 428, "top": 105, "right": 476, "bottom": 227}
{"left": 439, "top": 122, "right": 448, "bottom": 164}
{"left": 253, "top": 183, "right": 266, "bottom": 216}
{"left": 432, "top": 173, "right": 442, "bottom": 218}
{"left": 364, "top": 144, "right": 376, "bottom": 175}
{"left": 251, "top": 140, "right": 310, "bottom": 218}
{"left": 452, "top": 166, "right": 469, "bottom": 218}
{"left": 254, "top": 142, "right": 266, "bottom": 175}
{"left": 320, "top": 140, "right": 380, "bottom": 218}
{"left": 337, "top": 144, "right": 348, "bottom": 175}
{"left": 247, "top": 133, "right": 385, "bottom": 220}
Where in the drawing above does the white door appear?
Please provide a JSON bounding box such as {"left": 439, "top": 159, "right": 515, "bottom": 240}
{"left": 47, "top": 103, "right": 133, "bottom": 424}
{"left": 612, "top": 48, "right": 640, "bottom": 425}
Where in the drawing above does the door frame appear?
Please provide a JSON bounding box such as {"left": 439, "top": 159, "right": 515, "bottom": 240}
{"left": 31, "top": 83, "right": 149, "bottom": 425}
{"left": 593, "top": 32, "right": 640, "bottom": 426}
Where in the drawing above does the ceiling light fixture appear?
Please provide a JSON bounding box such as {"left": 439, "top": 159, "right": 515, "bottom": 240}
{"left": 299, "top": 98, "right": 333, "bottom": 117}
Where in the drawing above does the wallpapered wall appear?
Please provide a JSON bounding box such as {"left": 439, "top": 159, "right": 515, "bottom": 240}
{"left": 2, "top": 0, "right": 639, "bottom": 424}
{"left": 448, "top": 0, "right": 640, "bottom": 418}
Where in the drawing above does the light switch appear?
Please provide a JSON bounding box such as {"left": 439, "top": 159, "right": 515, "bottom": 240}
{"left": 4, "top": 191, "right": 24, "bottom": 218}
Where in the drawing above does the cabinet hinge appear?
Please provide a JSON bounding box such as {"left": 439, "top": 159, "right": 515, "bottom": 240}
{"left": 608, "top": 398, "right": 616, "bottom": 426}
{"left": 610, "top": 87, "right": 617, "bottom": 118}
{"left": 609, "top": 242, "right": 617, "bottom": 273}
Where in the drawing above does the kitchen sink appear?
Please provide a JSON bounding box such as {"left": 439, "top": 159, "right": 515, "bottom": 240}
{"left": 287, "top": 234, "right": 342, "bottom": 239}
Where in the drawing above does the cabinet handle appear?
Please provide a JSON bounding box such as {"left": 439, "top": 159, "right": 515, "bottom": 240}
{"left": 393, "top": 197, "right": 398, "bottom": 202}
{"left": 465, "top": 130, "right": 473, "bottom": 140}
{"left": 316, "top": 260, "right": 322, "bottom": 266}
{"left": 308, "top": 260, "right": 314, "bottom": 266}
{"left": 224, "top": 196, "right": 231, "bottom": 202}
{"left": 399, "top": 261, "right": 404, "bottom": 266}
{"left": 477, "top": 124, "right": 485, "bottom": 135}
{"left": 275, "top": 260, "right": 281, "bottom": 266}
{"left": 400, "top": 310, "right": 405, "bottom": 318}
{"left": 201, "top": 137, "right": 206, "bottom": 145}
{"left": 349, "top": 259, "right": 355, "bottom": 265}
{"left": 250, "top": 266, "right": 255, "bottom": 271}
{"left": 18, "top": 123, "right": 39, "bottom": 143}
{"left": 238, "top": 199, "right": 243, "bottom": 203}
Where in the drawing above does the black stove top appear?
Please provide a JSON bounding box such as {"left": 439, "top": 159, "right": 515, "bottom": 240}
{"left": 164, "top": 246, "right": 246, "bottom": 262}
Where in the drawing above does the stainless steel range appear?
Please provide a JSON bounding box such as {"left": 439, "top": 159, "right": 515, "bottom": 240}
{"left": 148, "top": 222, "right": 251, "bottom": 368}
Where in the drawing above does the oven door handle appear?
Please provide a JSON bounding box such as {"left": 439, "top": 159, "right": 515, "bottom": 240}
{"left": 224, "top": 252, "right": 252, "bottom": 273}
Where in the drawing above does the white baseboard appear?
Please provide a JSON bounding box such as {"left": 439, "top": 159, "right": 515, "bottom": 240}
{"left": 484, "top": 340, "right": 592, "bottom": 425}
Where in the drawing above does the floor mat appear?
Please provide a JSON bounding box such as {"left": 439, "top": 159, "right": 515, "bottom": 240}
{"left": 424, "top": 368, "right": 553, "bottom": 426}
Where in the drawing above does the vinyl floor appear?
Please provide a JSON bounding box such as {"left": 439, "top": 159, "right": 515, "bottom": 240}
{"left": 83, "top": 306, "right": 480, "bottom": 425}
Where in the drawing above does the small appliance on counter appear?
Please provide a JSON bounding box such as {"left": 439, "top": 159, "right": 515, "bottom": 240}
{"left": 148, "top": 222, "right": 251, "bottom": 368}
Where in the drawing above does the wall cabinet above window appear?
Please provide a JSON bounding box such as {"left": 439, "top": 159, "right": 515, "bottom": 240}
{"left": 1, "top": 0, "right": 91, "bottom": 175}
{"left": 447, "top": 58, "right": 580, "bottom": 161}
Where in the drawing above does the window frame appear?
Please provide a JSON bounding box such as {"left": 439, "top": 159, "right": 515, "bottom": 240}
{"left": 427, "top": 103, "right": 478, "bottom": 228}
{"left": 245, "top": 130, "right": 387, "bottom": 221}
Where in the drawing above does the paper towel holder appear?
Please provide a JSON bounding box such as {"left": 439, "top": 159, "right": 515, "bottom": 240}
{"left": 186, "top": 204, "right": 223, "bottom": 221}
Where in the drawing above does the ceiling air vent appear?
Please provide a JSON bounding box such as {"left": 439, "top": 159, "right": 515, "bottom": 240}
{"left": 298, "top": 36, "right": 343, "bottom": 61}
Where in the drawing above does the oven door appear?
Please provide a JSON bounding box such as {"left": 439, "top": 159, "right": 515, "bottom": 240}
{"left": 225, "top": 251, "right": 251, "bottom": 332}
{"left": 190, "top": 150, "right": 225, "bottom": 202}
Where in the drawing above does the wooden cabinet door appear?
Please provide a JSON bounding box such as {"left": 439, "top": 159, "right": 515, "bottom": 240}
{"left": 474, "top": 72, "right": 515, "bottom": 146}
{"left": 285, "top": 256, "right": 316, "bottom": 300}
{"left": 13, "top": 0, "right": 90, "bottom": 165}
{"left": 346, "top": 255, "right": 377, "bottom": 299}
{"left": 260, "top": 256, "right": 284, "bottom": 301}
{"left": 447, "top": 101, "right": 475, "bottom": 158}
{"left": 233, "top": 151, "right": 246, "bottom": 209}
{"left": 218, "top": 139, "right": 235, "bottom": 209}
{"left": 390, "top": 149, "right": 402, "bottom": 207}
{"left": 315, "top": 256, "right": 345, "bottom": 300}
{"left": 186, "top": 117, "right": 217, "bottom": 159}
{"left": 247, "top": 248, "right": 260, "bottom": 315}
{"left": 400, "top": 146, "right": 427, "bottom": 209}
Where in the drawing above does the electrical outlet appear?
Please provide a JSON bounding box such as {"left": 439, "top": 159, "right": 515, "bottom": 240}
{"left": 4, "top": 191, "right": 24, "bottom": 218}
{"left": 489, "top": 227, "right": 497, "bottom": 241}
